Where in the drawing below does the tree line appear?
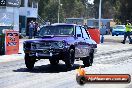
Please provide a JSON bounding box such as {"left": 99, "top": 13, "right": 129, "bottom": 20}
{"left": 38, "top": 0, "right": 132, "bottom": 24}
{"left": 94, "top": 0, "right": 132, "bottom": 24}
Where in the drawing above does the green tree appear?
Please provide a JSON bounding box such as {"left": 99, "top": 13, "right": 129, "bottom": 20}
{"left": 94, "top": 0, "right": 115, "bottom": 19}
{"left": 115, "top": 0, "right": 132, "bottom": 23}
{"left": 94, "top": 0, "right": 132, "bottom": 23}
{"left": 38, "top": 0, "right": 93, "bottom": 23}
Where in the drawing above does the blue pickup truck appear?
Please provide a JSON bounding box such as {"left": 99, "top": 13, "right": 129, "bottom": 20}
{"left": 23, "top": 23, "right": 97, "bottom": 70}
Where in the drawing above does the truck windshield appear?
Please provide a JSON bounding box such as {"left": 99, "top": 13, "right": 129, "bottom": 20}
{"left": 39, "top": 25, "right": 74, "bottom": 36}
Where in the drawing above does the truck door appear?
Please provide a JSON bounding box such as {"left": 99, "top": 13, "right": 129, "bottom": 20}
{"left": 75, "top": 26, "right": 90, "bottom": 58}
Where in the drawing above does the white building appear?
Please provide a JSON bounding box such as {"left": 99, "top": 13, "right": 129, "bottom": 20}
{"left": 0, "top": 0, "right": 20, "bottom": 32}
{"left": 19, "top": 0, "right": 38, "bottom": 35}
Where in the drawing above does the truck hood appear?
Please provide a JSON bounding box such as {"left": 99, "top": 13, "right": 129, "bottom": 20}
{"left": 25, "top": 36, "right": 75, "bottom": 43}
{"left": 24, "top": 36, "right": 97, "bottom": 48}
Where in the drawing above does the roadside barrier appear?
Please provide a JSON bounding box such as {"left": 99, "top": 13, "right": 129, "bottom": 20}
{"left": 0, "top": 30, "right": 19, "bottom": 55}
{"left": 87, "top": 28, "right": 100, "bottom": 44}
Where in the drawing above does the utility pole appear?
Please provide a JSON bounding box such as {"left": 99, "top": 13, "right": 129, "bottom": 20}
{"left": 99, "top": 0, "right": 104, "bottom": 43}
{"left": 99, "top": 0, "right": 102, "bottom": 30}
{"left": 58, "top": 0, "right": 60, "bottom": 23}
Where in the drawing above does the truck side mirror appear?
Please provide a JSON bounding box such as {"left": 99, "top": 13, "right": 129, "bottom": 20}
{"left": 77, "top": 34, "right": 81, "bottom": 37}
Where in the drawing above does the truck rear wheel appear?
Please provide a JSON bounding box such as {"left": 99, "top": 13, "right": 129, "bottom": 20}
{"left": 25, "top": 54, "right": 35, "bottom": 70}
{"left": 83, "top": 56, "right": 90, "bottom": 67}
{"left": 83, "top": 53, "right": 94, "bottom": 67}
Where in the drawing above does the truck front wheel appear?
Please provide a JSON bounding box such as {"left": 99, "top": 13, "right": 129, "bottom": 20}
{"left": 25, "top": 54, "right": 35, "bottom": 70}
{"left": 49, "top": 55, "right": 59, "bottom": 65}
{"left": 83, "top": 53, "right": 94, "bottom": 67}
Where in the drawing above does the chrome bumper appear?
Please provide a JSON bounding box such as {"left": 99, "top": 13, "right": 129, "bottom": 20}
{"left": 24, "top": 48, "right": 67, "bottom": 58}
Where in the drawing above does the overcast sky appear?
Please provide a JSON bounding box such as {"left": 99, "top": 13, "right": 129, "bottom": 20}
{"left": 88, "top": 0, "right": 94, "bottom": 4}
